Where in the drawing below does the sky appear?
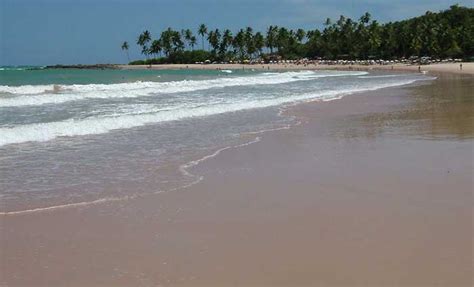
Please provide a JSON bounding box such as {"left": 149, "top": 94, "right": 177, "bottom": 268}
{"left": 1, "top": 0, "right": 472, "bottom": 66}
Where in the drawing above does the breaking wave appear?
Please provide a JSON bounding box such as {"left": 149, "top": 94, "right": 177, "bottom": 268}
{"left": 0, "top": 71, "right": 367, "bottom": 107}
{"left": 0, "top": 76, "right": 430, "bottom": 147}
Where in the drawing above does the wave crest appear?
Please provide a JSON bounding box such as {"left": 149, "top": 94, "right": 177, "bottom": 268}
{"left": 0, "top": 71, "right": 368, "bottom": 107}
{"left": 0, "top": 76, "right": 431, "bottom": 147}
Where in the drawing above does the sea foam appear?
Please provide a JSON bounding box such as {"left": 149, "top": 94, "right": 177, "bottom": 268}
{"left": 0, "top": 76, "right": 431, "bottom": 147}
{"left": 0, "top": 71, "right": 367, "bottom": 107}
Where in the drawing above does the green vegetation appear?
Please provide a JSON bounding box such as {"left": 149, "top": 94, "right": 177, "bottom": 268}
{"left": 126, "top": 5, "right": 473, "bottom": 64}
{"left": 129, "top": 50, "right": 212, "bottom": 65}
{"left": 121, "top": 41, "right": 130, "bottom": 62}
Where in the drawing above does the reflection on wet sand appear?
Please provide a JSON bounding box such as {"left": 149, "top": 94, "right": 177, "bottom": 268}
{"left": 408, "top": 74, "right": 473, "bottom": 140}
{"left": 335, "top": 74, "right": 473, "bottom": 141}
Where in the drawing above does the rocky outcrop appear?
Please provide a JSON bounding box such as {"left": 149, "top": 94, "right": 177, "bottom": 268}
{"left": 44, "top": 64, "right": 120, "bottom": 70}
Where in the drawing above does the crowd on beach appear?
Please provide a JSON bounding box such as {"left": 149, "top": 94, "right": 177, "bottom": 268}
{"left": 199, "top": 57, "right": 465, "bottom": 67}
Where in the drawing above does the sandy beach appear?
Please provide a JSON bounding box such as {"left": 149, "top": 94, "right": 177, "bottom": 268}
{"left": 1, "top": 70, "right": 472, "bottom": 286}
{"left": 2, "top": 0, "right": 473, "bottom": 285}
{"left": 120, "top": 62, "right": 474, "bottom": 75}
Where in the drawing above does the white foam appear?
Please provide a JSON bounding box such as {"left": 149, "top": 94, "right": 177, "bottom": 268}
{"left": 0, "top": 76, "right": 429, "bottom": 147}
{"left": 0, "top": 84, "right": 54, "bottom": 95}
{"left": 0, "top": 71, "right": 368, "bottom": 107}
{"left": 0, "top": 67, "right": 28, "bottom": 72}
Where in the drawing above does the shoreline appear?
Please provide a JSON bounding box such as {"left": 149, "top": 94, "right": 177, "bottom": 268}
{"left": 118, "top": 62, "right": 474, "bottom": 75}
{"left": 2, "top": 71, "right": 473, "bottom": 286}
{"left": 0, "top": 72, "right": 431, "bottom": 215}
{"left": 34, "top": 62, "right": 474, "bottom": 76}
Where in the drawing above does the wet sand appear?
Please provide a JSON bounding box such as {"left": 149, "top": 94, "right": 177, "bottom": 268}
{"left": 1, "top": 74, "right": 473, "bottom": 286}
{"left": 120, "top": 62, "right": 474, "bottom": 75}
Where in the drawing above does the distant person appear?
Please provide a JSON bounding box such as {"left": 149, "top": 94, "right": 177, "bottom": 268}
{"left": 460, "top": 63, "right": 463, "bottom": 70}
{"left": 418, "top": 66, "right": 421, "bottom": 72}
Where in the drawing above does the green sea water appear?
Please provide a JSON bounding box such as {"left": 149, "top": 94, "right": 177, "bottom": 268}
{"left": 0, "top": 66, "right": 252, "bottom": 86}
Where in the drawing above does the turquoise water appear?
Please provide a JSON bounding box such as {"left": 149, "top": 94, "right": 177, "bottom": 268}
{"left": 0, "top": 67, "right": 434, "bottom": 213}
{"left": 0, "top": 66, "right": 254, "bottom": 86}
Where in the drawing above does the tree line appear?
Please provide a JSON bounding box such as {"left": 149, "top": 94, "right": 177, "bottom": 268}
{"left": 121, "top": 5, "right": 473, "bottom": 64}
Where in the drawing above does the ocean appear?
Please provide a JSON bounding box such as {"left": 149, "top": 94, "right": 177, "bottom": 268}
{"left": 0, "top": 67, "right": 434, "bottom": 213}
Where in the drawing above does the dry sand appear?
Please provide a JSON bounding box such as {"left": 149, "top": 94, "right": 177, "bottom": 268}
{"left": 1, "top": 73, "right": 473, "bottom": 286}
{"left": 120, "top": 62, "right": 474, "bottom": 75}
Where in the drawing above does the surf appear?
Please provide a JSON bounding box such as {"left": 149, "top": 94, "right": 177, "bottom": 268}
{"left": 0, "top": 75, "right": 432, "bottom": 147}
{"left": 0, "top": 70, "right": 368, "bottom": 107}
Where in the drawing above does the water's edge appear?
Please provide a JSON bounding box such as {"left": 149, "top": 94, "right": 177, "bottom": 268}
{"left": 0, "top": 78, "right": 428, "bottom": 215}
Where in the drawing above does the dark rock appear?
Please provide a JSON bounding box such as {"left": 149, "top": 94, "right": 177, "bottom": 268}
{"left": 44, "top": 64, "right": 119, "bottom": 70}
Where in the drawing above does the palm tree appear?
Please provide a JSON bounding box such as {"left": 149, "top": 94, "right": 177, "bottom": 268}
{"left": 137, "top": 30, "right": 151, "bottom": 59}
{"left": 276, "top": 27, "right": 290, "bottom": 55}
{"left": 183, "top": 29, "right": 193, "bottom": 49}
{"left": 266, "top": 25, "right": 278, "bottom": 54}
{"left": 190, "top": 36, "right": 197, "bottom": 51}
{"left": 121, "top": 41, "right": 130, "bottom": 62}
{"left": 172, "top": 29, "right": 185, "bottom": 52}
{"left": 296, "top": 29, "right": 306, "bottom": 43}
{"left": 131, "top": 6, "right": 470, "bottom": 63}
{"left": 367, "top": 20, "right": 381, "bottom": 57}
{"left": 233, "top": 29, "right": 246, "bottom": 60}
{"left": 150, "top": 40, "right": 162, "bottom": 58}
{"left": 220, "top": 29, "right": 233, "bottom": 56}
{"left": 325, "top": 18, "right": 332, "bottom": 27}
{"left": 208, "top": 29, "right": 221, "bottom": 54}
{"left": 245, "top": 27, "right": 256, "bottom": 58}
{"left": 360, "top": 12, "right": 371, "bottom": 25}
{"left": 198, "top": 24, "right": 208, "bottom": 50}
{"left": 160, "top": 28, "right": 185, "bottom": 56}
{"left": 160, "top": 28, "right": 174, "bottom": 56}
{"left": 254, "top": 32, "right": 265, "bottom": 57}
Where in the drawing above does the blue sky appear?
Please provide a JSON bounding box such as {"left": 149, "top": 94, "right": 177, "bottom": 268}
{"left": 1, "top": 0, "right": 471, "bottom": 65}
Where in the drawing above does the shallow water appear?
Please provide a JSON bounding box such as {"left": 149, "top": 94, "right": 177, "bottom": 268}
{"left": 0, "top": 68, "right": 434, "bottom": 212}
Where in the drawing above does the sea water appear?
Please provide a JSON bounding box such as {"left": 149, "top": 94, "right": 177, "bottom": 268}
{"left": 0, "top": 67, "right": 434, "bottom": 213}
